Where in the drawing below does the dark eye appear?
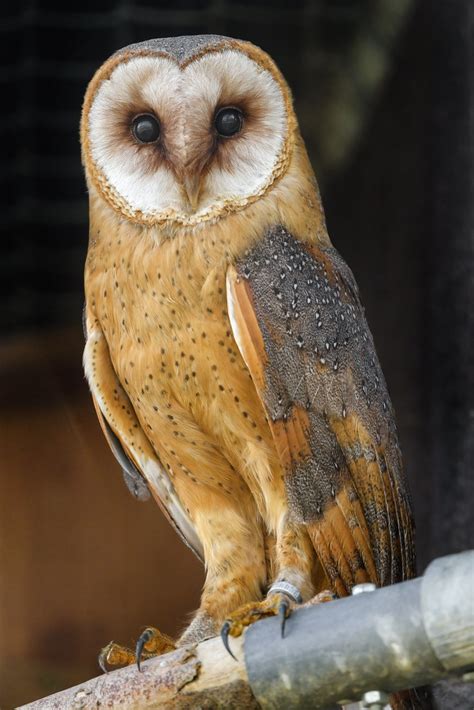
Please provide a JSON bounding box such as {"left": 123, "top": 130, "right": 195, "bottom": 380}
{"left": 214, "top": 107, "right": 243, "bottom": 137}
{"left": 131, "top": 114, "right": 160, "bottom": 144}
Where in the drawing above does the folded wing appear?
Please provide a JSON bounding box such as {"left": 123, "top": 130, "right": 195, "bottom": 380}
{"left": 227, "top": 225, "right": 415, "bottom": 595}
{"left": 83, "top": 318, "right": 203, "bottom": 561}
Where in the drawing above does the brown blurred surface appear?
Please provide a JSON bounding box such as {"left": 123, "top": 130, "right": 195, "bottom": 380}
{"left": 0, "top": 327, "right": 203, "bottom": 708}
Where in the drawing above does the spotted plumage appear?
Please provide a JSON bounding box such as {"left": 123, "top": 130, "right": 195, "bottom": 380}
{"left": 229, "top": 225, "right": 415, "bottom": 595}
{"left": 80, "top": 35, "right": 418, "bottom": 706}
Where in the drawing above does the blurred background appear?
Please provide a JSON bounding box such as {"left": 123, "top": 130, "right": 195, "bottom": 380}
{"left": 1, "top": 1, "right": 472, "bottom": 708}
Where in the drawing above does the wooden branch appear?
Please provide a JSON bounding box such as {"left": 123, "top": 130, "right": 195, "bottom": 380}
{"left": 19, "top": 635, "right": 258, "bottom": 710}
{"left": 19, "top": 551, "right": 474, "bottom": 710}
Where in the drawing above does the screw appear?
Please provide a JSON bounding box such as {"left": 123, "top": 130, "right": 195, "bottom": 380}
{"left": 352, "top": 583, "right": 377, "bottom": 595}
{"left": 360, "top": 689, "right": 390, "bottom": 709}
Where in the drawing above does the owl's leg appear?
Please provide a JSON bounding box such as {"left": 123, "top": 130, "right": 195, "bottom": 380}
{"left": 100, "top": 493, "right": 266, "bottom": 671}
{"left": 100, "top": 491, "right": 266, "bottom": 672}
{"left": 270, "top": 517, "right": 336, "bottom": 614}
{"left": 176, "top": 492, "right": 267, "bottom": 648}
{"left": 271, "top": 518, "right": 318, "bottom": 601}
{"left": 128, "top": 490, "right": 266, "bottom": 670}
{"left": 220, "top": 516, "right": 334, "bottom": 651}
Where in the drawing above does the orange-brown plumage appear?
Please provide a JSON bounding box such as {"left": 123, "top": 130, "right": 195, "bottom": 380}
{"left": 81, "top": 37, "right": 417, "bottom": 707}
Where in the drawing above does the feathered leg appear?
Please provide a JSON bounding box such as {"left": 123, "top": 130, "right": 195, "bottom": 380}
{"left": 100, "top": 490, "right": 267, "bottom": 671}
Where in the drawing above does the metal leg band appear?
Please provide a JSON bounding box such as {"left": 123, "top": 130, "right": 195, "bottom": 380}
{"left": 268, "top": 581, "right": 303, "bottom": 604}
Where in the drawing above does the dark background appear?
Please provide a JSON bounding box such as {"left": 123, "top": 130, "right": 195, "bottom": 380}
{"left": 1, "top": 1, "right": 472, "bottom": 708}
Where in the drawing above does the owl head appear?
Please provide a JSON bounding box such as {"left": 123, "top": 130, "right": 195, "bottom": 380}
{"left": 81, "top": 35, "right": 302, "bottom": 228}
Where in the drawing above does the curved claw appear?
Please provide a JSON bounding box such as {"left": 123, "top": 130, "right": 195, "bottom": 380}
{"left": 279, "top": 597, "right": 290, "bottom": 638}
{"left": 220, "top": 620, "right": 237, "bottom": 661}
{"left": 135, "top": 628, "right": 153, "bottom": 672}
{"left": 98, "top": 649, "right": 109, "bottom": 674}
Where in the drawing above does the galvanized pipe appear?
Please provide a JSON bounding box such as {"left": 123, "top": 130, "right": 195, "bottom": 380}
{"left": 244, "top": 550, "right": 474, "bottom": 709}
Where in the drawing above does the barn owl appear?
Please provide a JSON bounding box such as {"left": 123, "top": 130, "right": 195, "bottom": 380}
{"left": 81, "top": 35, "right": 418, "bottom": 702}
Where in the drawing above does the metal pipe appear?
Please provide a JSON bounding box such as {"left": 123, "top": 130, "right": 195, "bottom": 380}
{"left": 244, "top": 550, "right": 474, "bottom": 709}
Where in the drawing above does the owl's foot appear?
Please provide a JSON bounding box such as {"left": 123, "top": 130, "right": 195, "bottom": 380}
{"left": 220, "top": 588, "right": 336, "bottom": 659}
{"left": 98, "top": 641, "right": 135, "bottom": 673}
{"left": 220, "top": 592, "right": 292, "bottom": 659}
{"left": 135, "top": 626, "right": 176, "bottom": 671}
{"left": 98, "top": 627, "right": 176, "bottom": 673}
{"left": 301, "top": 589, "right": 336, "bottom": 607}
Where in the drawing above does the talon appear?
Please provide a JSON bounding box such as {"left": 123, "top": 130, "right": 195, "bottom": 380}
{"left": 220, "top": 621, "right": 237, "bottom": 661}
{"left": 279, "top": 597, "right": 290, "bottom": 638}
{"left": 136, "top": 628, "right": 153, "bottom": 672}
{"left": 98, "top": 644, "right": 111, "bottom": 674}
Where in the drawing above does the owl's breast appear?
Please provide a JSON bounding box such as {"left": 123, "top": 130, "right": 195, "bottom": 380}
{"left": 87, "top": 231, "right": 277, "bottom": 495}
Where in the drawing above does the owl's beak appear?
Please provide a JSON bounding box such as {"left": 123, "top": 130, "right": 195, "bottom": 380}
{"left": 182, "top": 173, "right": 202, "bottom": 211}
